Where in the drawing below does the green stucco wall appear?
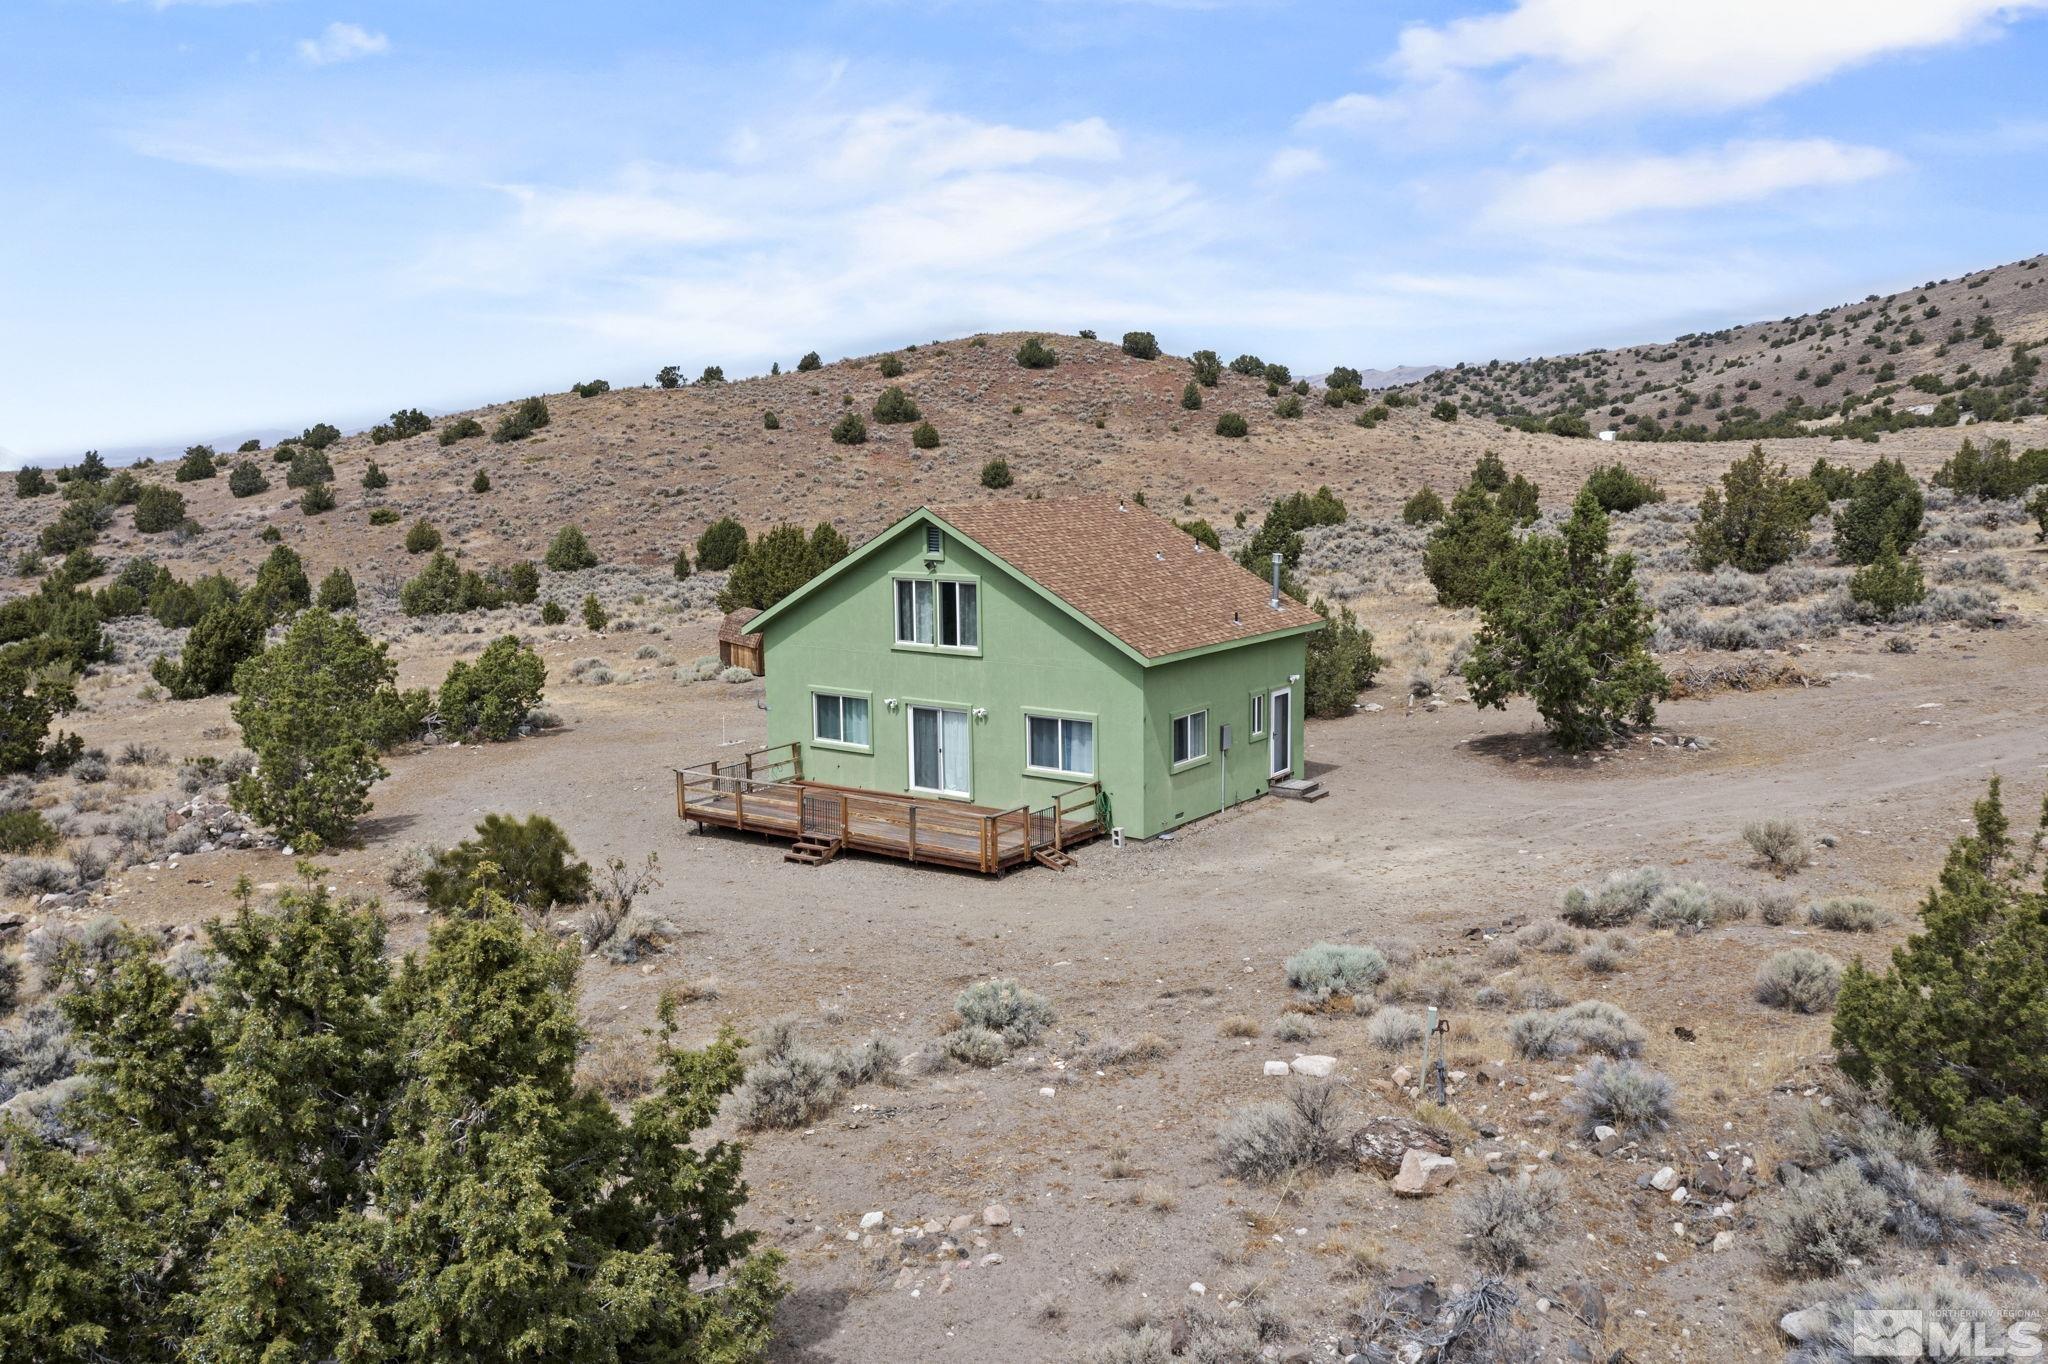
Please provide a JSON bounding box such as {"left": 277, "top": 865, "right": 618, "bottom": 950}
{"left": 756, "top": 516, "right": 1309, "bottom": 838}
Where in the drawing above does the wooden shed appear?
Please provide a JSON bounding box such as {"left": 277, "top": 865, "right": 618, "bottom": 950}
{"left": 717, "top": 608, "right": 764, "bottom": 674}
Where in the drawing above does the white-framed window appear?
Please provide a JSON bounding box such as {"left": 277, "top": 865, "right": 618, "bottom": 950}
{"left": 894, "top": 578, "right": 978, "bottom": 649}
{"left": 812, "top": 691, "right": 871, "bottom": 748}
{"left": 1171, "top": 709, "right": 1208, "bottom": 766}
{"left": 1026, "top": 714, "right": 1095, "bottom": 778}
{"left": 1248, "top": 692, "right": 1267, "bottom": 738}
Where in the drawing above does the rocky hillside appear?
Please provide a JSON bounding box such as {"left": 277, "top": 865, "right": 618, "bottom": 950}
{"left": 1398, "top": 254, "right": 2048, "bottom": 440}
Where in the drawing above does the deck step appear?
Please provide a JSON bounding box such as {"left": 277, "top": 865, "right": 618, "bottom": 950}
{"left": 784, "top": 837, "right": 843, "bottom": 866}
{"left": 1270, "top": 778, "right": 1327, "bottom": 802}
{"left": 1032, "top": 848, "right": 1078, "bottom": 871}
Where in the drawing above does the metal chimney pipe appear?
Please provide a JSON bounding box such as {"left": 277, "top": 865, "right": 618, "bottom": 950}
{"left": 1269, "top": 551, "right": 1282, "bottom": 610}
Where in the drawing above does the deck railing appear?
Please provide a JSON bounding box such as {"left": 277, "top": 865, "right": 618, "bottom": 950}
{"left": 675, "top": 742, "right": 1101, "bottom": 872}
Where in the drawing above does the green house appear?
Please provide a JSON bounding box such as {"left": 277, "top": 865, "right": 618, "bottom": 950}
{"left": 742, "top": 496, "right": 1324, "bottom": 839}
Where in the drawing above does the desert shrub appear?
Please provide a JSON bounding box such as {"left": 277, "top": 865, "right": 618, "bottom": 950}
{"left": 1783, "top": 1104, "right": 1987, "bottom": 1249}
{"left": 1283, "top": 942, "right": 1387, "bottom": 999}
{"left": 1641, "top": 880, "right": 1729, "bottom": 932}
{"left": 299, "top": 481, "right": 335, "bottom": 515}
{"left": 15, "top": 467, "right": 52, "bottom": 498}
{"left": 540, "top": 600, "right": 567, "bottom": 626}
{"left": 941, "top": 1025, "right": 1008, "bottom": 1068}
{"left": 1807, "top": 897, "right": 1883, "bottom": 931}
{"left": 1560, "top": 866, "right": 1666, "bottom": 927}
{"left": 0, "top": 952, "right": 18, "bottom": 1014}
{"left": 871, "top": 386, "right": 920, "bottom": 424}
{"left": 0, "top": 808, "right": 61, "bottom": 855}
{"left": 1214, "top": 411, "right": 1248, "bottom": 438}
{"left": 1761, "top": 1159, "right": 1889, "bottom": 1276}
{"left": 1743, "top": 818, "right": 1811, "bottom": 873}
{"left": 368, "top": 506, "right": 397, "bottom": 525}
{"left": 1367, "top": 1006, "right": 1424, "bottom": 1052}
{"left": 828, "top": 412, "right": 867, "bottom": 445}
{"left": 1216, "top": 1082, "right": 1345, "bottom": 1181}
{"left": 911, "top": 420, "right": 939, "bottom": 449}
{"left": 1179, "top": 380, "right": 1202, "bottom": 411}
{"left": 1457, "top": 1172, "right": 1562, "bottom": 1272}
{"left": 1120, "top": 331, "right": 1159, "bottom": 360}
{"left": 1274, "top": 394, "right": 1302, "bottom": 419}
{"left": 1692, "top": 445, "right": 1811, "bottom": 572}
{"left": 1189, "top": 349, "right": 1221, "bottom": 386}
{"left": 0, "top": 1001, "right": 81, "bottom": 1102}
{"left": 1272, "top": 1013, "right": 1314, "bottom": 1043}
{"left": 1786, "top": 1270, "right": 2004, "bottom": 1364}
{"left": 439, "top": 635, "right": 546, "bottom": 741}
{"left": 1508, "top": 1000, "right": 1644, "bottom": 1061}
{"left": 954, "top": 978, "right": 1053, "bottom": 1046}
{"left": 436, "top": 416, "right": 484, "bottom": 446}
{"left": 1565, "top": 1058, "right": 1674, "bottom": 1137}
{"left": 1847, "top": 539, "right": 1926, "bottom": 618}
{"left": 1401, "top": 487, "right": 1445, "bottom": 525}
{"left": 227, "top": 460, "right": 268, "bottom": 497}
{"left": 1581, "top": 463, "right": 1665, "bottom": 513}
{"left": 421, "top": 812, "right": 590, "bottom": 911}
{"left": 1833, "top": 457, "right": 1924, "bottom": 565}
{"left": 544, "top": 525, "right": 598, "bottom": 572}
{"left": 132, "top": 484, "right": 187, "bottom": 534}
{"left": 404, "top": 519, "right": 442, "bottom": 554}
{"left": 315, "top": 567, "right": 357, "bottom": 611}
{"left": 3, "top": 857, "right": 74, "bottom": 898}
{"left": 1015, "top": 336, "right": 1057, "bottom": 369}
{"left": 980, "top": 458, "right": 1013, "bottom": 490}
{"left": 1756, "top": 948, "right": 1842, "bottom": 1013}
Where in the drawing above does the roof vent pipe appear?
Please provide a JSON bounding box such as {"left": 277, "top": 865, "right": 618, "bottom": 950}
{"left": 1270, "top": 552, "right": 1282, "bottom": 610}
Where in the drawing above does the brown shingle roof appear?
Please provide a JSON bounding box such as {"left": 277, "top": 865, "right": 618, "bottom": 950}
{"left": 930, "top": 496, "right": 1323, "bottom": 660}
{"left": 717, "top": 608, "right": 761, "bottom": 644}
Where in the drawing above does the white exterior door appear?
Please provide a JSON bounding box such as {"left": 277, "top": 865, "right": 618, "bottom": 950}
{"left": 908, "top": 705, "right": 971, "bottom": 797}
{"left": 1269, "top": 687, "right": 1293, "bottom": 779}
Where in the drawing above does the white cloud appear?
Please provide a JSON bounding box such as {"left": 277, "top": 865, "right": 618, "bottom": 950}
{"left": 1308, "top": 0, "right": 2048, "bottom": 130}
{"left": 1263, "top": 147, "right": 1328, "bottom": 183}
{"left": 1482, "top": 138, "right": 1903, "bottom": 229}
{"left": 297, "top": 22, "right": 389, "bottom": 67}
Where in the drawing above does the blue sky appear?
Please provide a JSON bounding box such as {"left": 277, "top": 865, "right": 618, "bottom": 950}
{"left": 4, "top": 0, "right": 2047, "bottom": 463}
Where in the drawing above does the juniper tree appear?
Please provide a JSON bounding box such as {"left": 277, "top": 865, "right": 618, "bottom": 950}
{"left": 229, "top": 610, "right": 423, "bottom": 847}
{"left": 695, "top": 518, "right": 748, "bottom": 571}
{"left": 0, "top": 877, "right": 783, "bottom": 1360}
{"left": 1462, "top": 490, "right": 1667, "bottom": 751}
{"left": 439, "top": 635, "right": 547, "bottom": 742}
{"left": 1422, "top": 482, "right": 1514, "bottom": 608}
{"left": 1691, "top": 445, "right": 1811, "bottom": 572}
{"left": 1833, "top": 456, "right": 1925, "bottom": 565}
{"left": 1834, "top": 778, "right": 2048, "bottom": 1177}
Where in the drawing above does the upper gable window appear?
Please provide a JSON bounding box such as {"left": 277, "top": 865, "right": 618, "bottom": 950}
{"left": 894, "top": 578, "right": 978, "bottom": 650}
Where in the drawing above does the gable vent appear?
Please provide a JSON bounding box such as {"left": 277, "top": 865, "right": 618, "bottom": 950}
{"left": 924, "top": 526, "right": 944, "bottom": 558}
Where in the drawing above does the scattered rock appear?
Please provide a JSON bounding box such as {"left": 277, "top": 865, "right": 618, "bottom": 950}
{"left": 1263, "top": 1060, "right": 1291, "bottom": 1077}
{"left": 1390, "top": 1149, "right": 1457, "bottom": 1196}
{"left": 859, "top": 1211, "right": 884, "bottom": 1231}
{"left": 1558, "top": 1280, "right": 1605, "bottom": 1330}
{"left": 1780, "top": 1307, "right": 1828, "bottom": 1343}
{"left": 1290, "top": 1054, "right": 1336, "bottom": 1078}
{"left": 982, "top": 1204, "right": 1010, "bottom": 1228}
{"left": 1649, "top": 1166, "right": 1679, "bottom": 1192}
{"left": 1348, "top": 1117, "right": 1453, "bottom": 1178}
{"left": 1382, "top": 1270, "right": 1439, "bottom": 1319}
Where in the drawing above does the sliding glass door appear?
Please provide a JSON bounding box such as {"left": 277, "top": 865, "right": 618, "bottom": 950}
{"left": 907, "top": 705, "right": 971, "bottom": 797}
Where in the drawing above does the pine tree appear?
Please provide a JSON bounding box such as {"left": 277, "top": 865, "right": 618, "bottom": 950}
{"left": 1462, "top": 490, "right": 1668, "bottom": 751}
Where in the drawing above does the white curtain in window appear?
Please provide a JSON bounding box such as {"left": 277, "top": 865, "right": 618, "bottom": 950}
{"left": 842, "top": 696, "right": 869, "bottom": 746}
{"left": 941, "top": 707, "right": 970, "bottom": 793}
{"left": 1062, "top": 718, "right": 1093, "bottom": 775}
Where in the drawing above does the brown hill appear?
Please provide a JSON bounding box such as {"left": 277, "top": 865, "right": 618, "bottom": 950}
{"left": 1397, "top": 253, "right": 2048, "bottom": 439}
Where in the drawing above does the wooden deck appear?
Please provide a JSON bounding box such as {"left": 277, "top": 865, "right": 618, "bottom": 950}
{"left": 675, "top": 742, "right": 1102, "bottom": 873}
